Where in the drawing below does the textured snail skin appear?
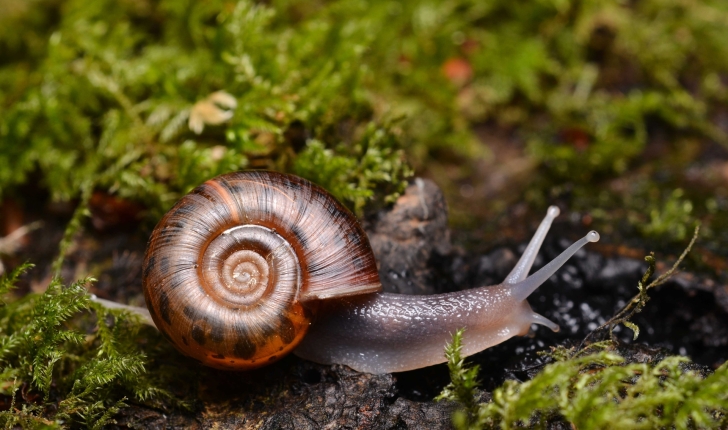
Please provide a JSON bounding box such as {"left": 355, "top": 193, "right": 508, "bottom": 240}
{"left": 142, "top": 171, "right": 599, "bottom": 373}
{"left": 294, "top": 289, "right": 535, "bottom": 374}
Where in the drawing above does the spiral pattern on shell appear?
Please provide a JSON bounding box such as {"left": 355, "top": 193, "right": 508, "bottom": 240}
{"left": 142, "top": 171, "right": 382, "bottom": 370}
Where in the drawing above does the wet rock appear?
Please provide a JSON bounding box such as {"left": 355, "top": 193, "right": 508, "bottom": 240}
{"left": 366, "top": 178, "right": 452, "bottom": 295}
{"left": 594, "top": 256, "right": 645, "bottom": 288}
{"left": 471, "top": 248, "right": 518, "bottom": 288}
{"left": 113, "top": 406, "right": 198, "bottom": 430}
{"left": 113, "top": 362, "right": 456, "bottom": 429}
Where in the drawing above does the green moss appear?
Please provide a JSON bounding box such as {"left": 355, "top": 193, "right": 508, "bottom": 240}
{"left": 0, "top": 264, "right": 171, "bottom": 429}
{"left": 637, "top": 189, "right": 695, "bottom": 242}
{"left": 0, "top": 0, "right": 415, "bottom": 215}
{"left": 439, "top": 331, "right": 728, "bottom": 430}
{"left": 523, "top": 1, "right": 728, "bottom": 180}
{"left": 292, "top": 122, "right": 413, "bottom": 214}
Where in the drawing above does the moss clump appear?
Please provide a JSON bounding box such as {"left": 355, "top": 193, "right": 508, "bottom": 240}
{"left": 0, "top": 264, "right": 170, "bottom": 429}
{"left": 0, "top": 0, "right": 414, "bottom": 215}
{"left": 292, "top": 123, "right": 412, "bottom": 215}
{"left": 438, "top": 331, "right": 728, "bottom": 430}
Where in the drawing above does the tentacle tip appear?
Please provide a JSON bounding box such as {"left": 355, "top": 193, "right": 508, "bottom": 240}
{"left": 547, "top": 206, "right": 560, "bottom": 218}
{"left": 529, "top": 313, "right": 560, "bottom": 332}
{"left": 586, "top": 230, "right": 600, "bottom": 243}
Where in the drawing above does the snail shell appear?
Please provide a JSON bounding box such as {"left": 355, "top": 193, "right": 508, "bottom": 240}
{"left": 142, "top": 171, "right": 381, "bottom": 370}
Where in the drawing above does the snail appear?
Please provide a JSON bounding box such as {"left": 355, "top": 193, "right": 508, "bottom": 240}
{"left": 124, "top": 170, "right": 599, "bottom": 374}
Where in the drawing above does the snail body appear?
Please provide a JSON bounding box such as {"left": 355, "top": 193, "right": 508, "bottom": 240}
{"left": 141, "top": 171, "right": 599, "bottom": 373}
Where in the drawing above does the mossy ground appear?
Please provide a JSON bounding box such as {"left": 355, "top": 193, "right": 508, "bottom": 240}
{"left": 1, "top": 0, "right": 727, "bottom": 428}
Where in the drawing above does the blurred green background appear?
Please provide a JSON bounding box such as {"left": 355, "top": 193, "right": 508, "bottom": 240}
{"left": 2, "top": 0, "right": 727, "bottom": 255}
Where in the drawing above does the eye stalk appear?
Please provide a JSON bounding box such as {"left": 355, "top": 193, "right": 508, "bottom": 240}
{"left": 509, "top": 227, "right": 600, "bottom": 303}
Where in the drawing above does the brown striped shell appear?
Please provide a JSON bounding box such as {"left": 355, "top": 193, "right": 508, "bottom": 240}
{"left": 142, "top": 171, "right": 382, "bottom": 370}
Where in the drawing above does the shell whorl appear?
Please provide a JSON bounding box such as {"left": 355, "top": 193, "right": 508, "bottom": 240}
{"left": 142, "top": 171, "right": 382, "bottom": 370}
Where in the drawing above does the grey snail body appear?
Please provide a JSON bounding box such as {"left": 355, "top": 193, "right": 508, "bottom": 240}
{"left": 139, "top": 171, "right": 599, "bottom": 373}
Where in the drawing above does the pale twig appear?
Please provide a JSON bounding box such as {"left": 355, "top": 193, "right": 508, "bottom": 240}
{"left": 0, "top": 221, "right": 43, "bottom": 254}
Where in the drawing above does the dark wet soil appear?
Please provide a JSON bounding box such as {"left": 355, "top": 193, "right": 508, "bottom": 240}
{"left": 3, "top": 178, "right": 727, "bottom": 429}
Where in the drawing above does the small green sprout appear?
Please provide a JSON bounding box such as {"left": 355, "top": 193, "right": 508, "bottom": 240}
{"left": 435, "top": 329, "right": 481, "bottom": 426}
